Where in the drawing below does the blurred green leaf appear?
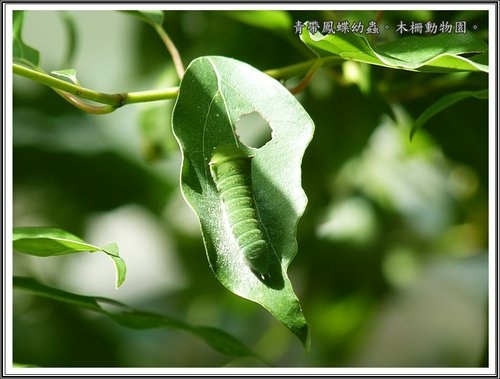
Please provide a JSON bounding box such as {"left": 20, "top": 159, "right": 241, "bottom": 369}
{"left": 108, "top": 310, "right": 263, "bottom": 359}
{"left": 121, "top": 10, "right": 164, "bottom": 26}
{"left": 14, "top": 276, "right": 261, "bottom": 360}
{"left": 13, "top": 227, "right": 126, "bottom": 288}
{"left": 223, "top": 10, "right": 292, "bottom": 33}
{"left": 192, "top": 326, "right": 267, "bottom": 359}
{"left": 13, "top": 11, "right": 40, "bottom": 68}
{"left": 59, "top": 11, "right": 78, "bottom": 68}
{"left": 172, "top": 56, "right": 313, "bottom": 349}
{"left": 14, "top": 276, "right": 105, "bottom": 311}
{"left": 139, "top": 103, "right": 177, "bottom": 162}
{"left": 410, "top": 89, "right": 488, "bottom": 140}
{"left": 301, "top": 28, "right": 488, "bottom": 73}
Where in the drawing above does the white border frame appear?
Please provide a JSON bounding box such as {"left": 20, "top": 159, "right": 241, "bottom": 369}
{"left": 3, "top": 2, "right": 498, "bottom": 376}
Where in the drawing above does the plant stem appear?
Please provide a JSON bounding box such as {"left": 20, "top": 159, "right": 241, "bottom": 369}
{"left": 265, "top": 56, "right": 342, "bottom": 83}
{"left": 13, "top": 63, "right": 179, "bottom": 108}
{"left": 124, "top": 87, "right": 179, "bottom": 104}
{"left": 264, "top": 60, "right": 318, "bottom": 79}
{"left": 14, "top": 56, "right": 337, "bottom": 114}
{"left": 54, "top": 89, "right": 117, "bottom": 114}
{"left": 289, "top": 59, "right": 324, "bottom": 94}
{"left": 14, "top": 63, "right": 123, "bottom": 106}
{"left": 153, "top": 23, "right": 185, "bottom": 80}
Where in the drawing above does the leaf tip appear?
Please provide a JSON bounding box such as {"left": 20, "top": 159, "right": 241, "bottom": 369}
{"left": 301, "top": 323, "right": 312, "bottom": 353}
{"left": 409, "top": 125, "right": 417, "bottom": 141}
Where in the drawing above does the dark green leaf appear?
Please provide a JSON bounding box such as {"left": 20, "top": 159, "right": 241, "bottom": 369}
{"left": 13, "top": 11, "right": 40, "bottom": 68}
{"left": 14, "top": 276, "right": 260, "bottom": 360}
{"left": 410, "top": 89, "right": 488, "bottom": 140}
{"left": 13, "top": 227, "right": 126, "bottom": 288}
{"left": 301, "top": 28, "right": 488, "bottom": 73}
{"left": 193, "top": 326, "right": 270, "bottom": 361}
{"left": 172, "top": 56, "right": 313, "bottom": 349}
{"left": 14, "top": 276, "right": 103, "bottom": 312}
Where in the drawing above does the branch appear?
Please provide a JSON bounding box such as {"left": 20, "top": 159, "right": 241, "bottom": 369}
{"left": 289, "top": 59, "right": 324, "bottom": 94}
{"left": 152, "top": 23, "right": 185, "bottom": 80}
{"left": 14, "top": 56, "right": 338, "bottom": 115}
{"left": 265, "top": 56, "right": 342, "bottom": 92}
{"left": 13, "top": 63, "right": 179, "bottom": 111}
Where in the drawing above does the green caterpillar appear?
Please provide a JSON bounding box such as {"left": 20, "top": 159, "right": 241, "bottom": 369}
{"left": 209, "top": 144, "right": 270, "bottom": 279}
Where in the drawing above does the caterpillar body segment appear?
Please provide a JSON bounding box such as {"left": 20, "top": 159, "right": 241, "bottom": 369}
{"left": 209, "top": 145, "right": 270, "bottom": 279}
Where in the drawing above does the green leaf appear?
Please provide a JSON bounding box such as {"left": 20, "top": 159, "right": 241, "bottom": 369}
{"left": 172, "top": 56, "right": 313, "bottom": 349}
{"left": 13, "top": 227, "right": 126, "bottom": 288}
{"left": 59, "top": 11, "right": 78, "bottom": 68}
{"left": 139, "top": 103, "right": 178, "bottom": 162}
{"left": 301, "top": 28, "right": 488, "bottom": 73}
{"left": 223, "top": 10, "right": 292, "bottom": 33}
{"left": 14, "top": 276, "right": 261, "bottom": 360}
{"left": 410, "top": 89, "right": 488, "bottom": 140}
{"left": 51, "top": 68, "right": 80, "bottom": 85}
{"left": 108, "top": 311, "right": 263, "bottom": 359}
{"left": 13, "top": 11, "right": 40, "bottom": 68}
{"left": 121, "top": 10, "right": 164, "bottom": 26}
{"left": 13, "top": 227, "right": 94, "bottom": 255}
{"left": 14, "top": 276, "right": 104, "bottom": 311}
{"left": 102, "top": 243, "right": 127, "bottom": 288}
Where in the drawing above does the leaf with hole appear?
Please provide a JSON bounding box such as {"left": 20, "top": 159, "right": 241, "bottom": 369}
{"left": 172, "top": 56, "right": 313, "bottom": 349}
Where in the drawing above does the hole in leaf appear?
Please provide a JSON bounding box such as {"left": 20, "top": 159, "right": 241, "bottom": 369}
{"left": 235, "top": 112, "right": 272, "bottom": 148}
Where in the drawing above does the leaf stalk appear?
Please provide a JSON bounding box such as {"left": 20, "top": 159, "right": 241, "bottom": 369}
{"left": 13, "top": 63, "right": 179, "bottom": 113}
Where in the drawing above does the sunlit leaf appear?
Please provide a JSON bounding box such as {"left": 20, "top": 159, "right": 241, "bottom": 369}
{"left": 51, "top": 68, "right": 79, "bottom": 85}
{"left": 13, "top": 227, "right": 126, "bottom": 288}
{"left": 172, "top": 56, "right": 313, "bottom": 349}
{"left": 101, "top": 242, "right": 127, "bottom": 288}
{"left": 301, "top": 27, "right": 488, "bottom": 73}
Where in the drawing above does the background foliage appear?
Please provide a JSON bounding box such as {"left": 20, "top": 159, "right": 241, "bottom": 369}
{"left": 12, "top": 9, "right": 489, "bottom": 367}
